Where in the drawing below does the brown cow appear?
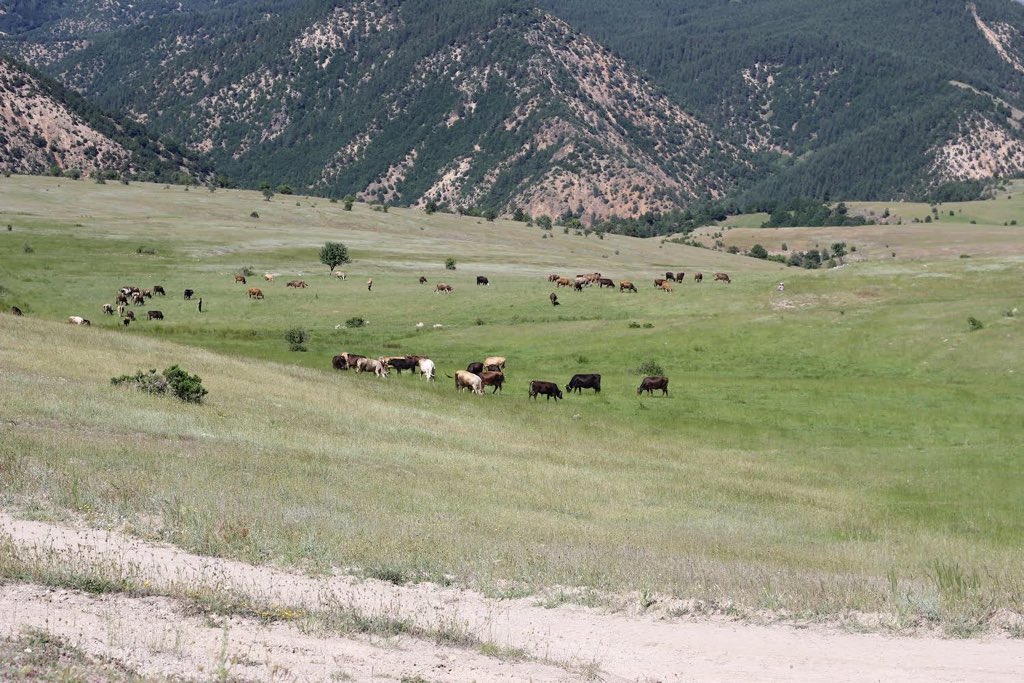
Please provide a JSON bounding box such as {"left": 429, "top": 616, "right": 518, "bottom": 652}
{"left": 247, "top": 287, "right": 264, "bottom": 299}
{"left": 694, "top": 272, "right": 703, "bottom": 283}
{"left": 332, "top": 352, "right": 365, "bottom": 370}
{"left": 529, "top": 380, "right": 563, "bottom": 401}
{"left": 435, "top": 283, "right": 453, "bottom": 293}
{"left": 142, "top": 288, "right": 153, "bottom": 299}
{"left": 714, "top": 272, "right": 731, "bottom": 283}
{"left": 286, "top": 280, "right": 308, "bottom": 288}
{"left": 132, "top": 293, "right": 145, "bottom": 306}
{"left": 598, "top": 278, "right": 615, "bottom": 288}
{"left": 147, "top": 310, "right": 164, "bottom": 320}
{"left": 478, "top": 370, "right": 505, "bottom": 393}
{"left": 675, "top": 272, "right": 685, "bottom": 282}
{"left": 547, "top": 273, "right": 560, "bottom": 282}
{"left": 654, "top": 278, "right": 666, "bottom": 288}
{"left": 419, "top": 276, "right": 428, "bottom": 284}
{"left": 556, "top": 277, "right": 572, "bottom": 288}
{"left": 234, "top": 274, "right": 247, "bottom": 284}
{"left": 455, "top": 370, "right": 484, "bottom": 395}
{"left": 660, "top": 281, "right": 673, "bottom": 293}
{"left": 637, "top": 376, "right": 669, "bottom": 396}
{"left": 116, "top": 292, "right": 128, "bottom": 305}
{"left": 620, "top": 281, "right": 637, "bottom": 292}
{"left": 124, "top": 310, "right": 136, "bottom": 321}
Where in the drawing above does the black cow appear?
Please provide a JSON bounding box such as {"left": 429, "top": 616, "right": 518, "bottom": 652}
{"left": 476, "top": 276, "right": 489, "bottom": 286}
{"left": 384, "top": 356, "right": 420, "bottom": 374}
{"left": 419, "top": 276, "right": 428, "bottom": 284}
{"left": 637, "top": 376, "right": 669, "bottom": 396}
{"left": 466, "top": 361, "right": 484, "bottom": 375}
{"left": 597, "top": 278, "right": 615, "bottom": 288}
{"left": 529, "top": 380, "right": 563, "bottom": 401}
{"left": 550, "top": 292, "right": 559, "bottom": 306}
{"left": 566, "top": 373, "right": 601, "bottom": 394}
{"left": 147, "top": 310, "right": 164, "bottom": 320}
{"left": 154, "top": 285, "right": 166, "bottom": 296}
{"left": 9, "top": 306, "right": 23, "bottom": 316}
{"left": 183, "top": 288, "right": 194, "bottom": 300}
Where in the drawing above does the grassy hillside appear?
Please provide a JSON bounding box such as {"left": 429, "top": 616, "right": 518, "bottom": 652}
{"left": 1, "top": 176, "right": 1022, "bottom": 631}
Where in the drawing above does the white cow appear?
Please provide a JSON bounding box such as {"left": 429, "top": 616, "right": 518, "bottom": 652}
{"left": 418, "top": 358, "right": 436, "bottom": 381}
{"left": 356, "top": 357, "right": 389, "bottom": 378}
{"left": 67, "top": 316, "right": 90, "bottom": 326}
{"left": 455, "top": 370, "right": 484, "bottom": 395}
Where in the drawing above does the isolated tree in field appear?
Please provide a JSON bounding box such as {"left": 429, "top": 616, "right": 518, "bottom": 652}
{"left": 320, "top": 242, "right": 351, "bottom": 272}
{"left": 749, "top": 244, "right": 768, "bottom": 259}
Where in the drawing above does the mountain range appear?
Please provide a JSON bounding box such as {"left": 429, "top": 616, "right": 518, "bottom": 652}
{"left": 2, "top": 0, "right": 1024, "bottom": 222}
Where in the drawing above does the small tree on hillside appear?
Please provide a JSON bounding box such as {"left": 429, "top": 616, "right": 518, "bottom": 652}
{"left": 320, "top": 242, "right": 351, "bottom": 272}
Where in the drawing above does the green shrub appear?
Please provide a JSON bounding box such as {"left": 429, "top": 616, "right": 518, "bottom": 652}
{"left": 345, "top": 316, "right": 366, "bottom": 328}
{"left": 239, "top": 266, "right": 255, "bottom": 277}
{"left": 444, "top": 257, "right": 457, "bottom": 270}
{"left": 112, "top": 365, "right": 207, "bottom": 403}
{"left": 284, "top": 327, "right": 310, "bottom": 352}
{"left": 136, "top": 245, "right": 156, "bottom": 255}
{"left": 967, "top": 316, "right": 984, "bottom": 331}
{"left": 634, "top": 360, "right": 664, "bottom": 375}
{"left": 163, "top": 365, "right": 208, "bottom": 403}
{"left": 250, "top": 211, "right": 259, "bottom": 218}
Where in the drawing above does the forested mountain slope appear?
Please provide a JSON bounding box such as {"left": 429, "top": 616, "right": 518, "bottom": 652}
{"left": 0, "top": 54, "right": 209, "bottom": 181}
{"left": 542, "top": 0, "right": 1024, "bottom": 205}
{"left": 1, "top": 0, "right": 751, "bottom": 220}
{"left": 3, "top": 0, "right": 1024, "bottom": 215}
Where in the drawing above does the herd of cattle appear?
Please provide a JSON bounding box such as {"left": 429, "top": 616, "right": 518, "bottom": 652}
{"left": 330, "top": 351, "right": 668, "bottom": 400}
{"left": 44, "top": 266, "right": 721, "bottom": 400}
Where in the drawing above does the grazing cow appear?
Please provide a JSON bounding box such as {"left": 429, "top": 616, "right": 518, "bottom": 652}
{"left": 132, "top": 293, "right": 146, "bottom": 306}
{"left": 529, "top": 380, "right": 563, "bottom": 401}
{"left": 550, "top": 292, "right": 560, "bottom": 306}
{"left": 357, "top": 357, "right": 389, "bottom": 377}
{"left": 67, "top": 316, "right": 90, "bottom": 326}
{"left": 381, "top": 356, "right": 419, "bottom": 374}
{"left": 102, "top": 303, "right": 114, "bottom": 315}
{"left": 573, "top": 279, "right": 585, "bottom": 292}
{"left": 153, "top": 285, "right": 166, "bottom": 296}
{"left": 675, "top": 272, "right": 685, "bottom": 282}
{"left": 333, "top": 271, "right": 347, "bottom": 280}
{"left": 332, "top": 352, "right": 365, "bottom": 370}
{"left": 777, "top": 282, "right": 785, "bottom": 292}
{"left": 116, "top": 303, "right": 125, "bottom": 317}
{"left": 264, "top": 274, "right": 275, "bottom": 282}
{"left": 694, "top": 272, "right": 703, "bottom": 283}
{"left": 654, "top": 278, "right": 666, "bottom": 288}
{"left": 122, "top": 317, "right": 131, "bottom": 327}
{"left": 124, "top": 310, "right": 136, "bottom": 321}
{"left": 547, "top": 274, "right": 560, "bottom": 282}
{"left": 556, "top": 277, "right": 572, "bottom": 288}
{"left": 483, "top": 356, "right": 506, "bottom": 371}
{"left": 183, "top": 288, "right": 194, "bottom": 300}
{"left": 598, "top": 278, "right": 615, "bottom": 288}
{"left": 418, "top": 276, "right": 428, "bottom": 284}
{"left": 565, "top": 373, "right": 601, "bottom": 394}
{"left": 714, "top": 272, "right": 730, "bottom": 283}
{"left": 620, "top": 281, "right": 637, "bottom": 293}
{"left": 116, "top": 292, "right": 128, "bottom": 305}
{"left": 147, "top": 310, "right": 164, "bottom": 320}
{"left": 478, "top": 370, "right": 505, "bottom": 393}
{"left": 234, "top": 274, "right": 247, "bottom": 284}
{"left": 660, "top": 281, "right": 673, "bottom": 293}
{"left": 9, "top": 306, "right": 23, "bottom": 316}
{"left": 637, "top": 376, "right": 669, "bottom": 396}
{"left": 455, "top": 370, "right": 484, "bottom": 395}
{"left": 247, "top": 287, "right": 264, "bottom": 299}
{"left": 418, "top": 357, "right": 436, "bottom": 381}
{"left": 665, "top": 272, "right": 676, "bottom": 282}
{"left": 142, "top": 289, "right": 153, "bottom": 299}
{"left": 476, "top": 276, "right": 489, "bottom": 286}
{"left": 466, "top": 362, "right": 484, "bottom": 375}
{"left": 286, "top": 280, "right": 308, "bottom": 288}
{"left": 435, "top": 283, "right": 453, "bottom": 293}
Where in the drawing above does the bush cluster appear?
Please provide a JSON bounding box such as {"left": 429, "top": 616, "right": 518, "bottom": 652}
{"left": 111, "top": 365, "right": 208, "bottom": 403}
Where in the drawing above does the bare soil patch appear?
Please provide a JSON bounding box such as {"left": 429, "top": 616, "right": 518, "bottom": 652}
{"left": 2, "top": 513, "right": 1022, "bottom": 682}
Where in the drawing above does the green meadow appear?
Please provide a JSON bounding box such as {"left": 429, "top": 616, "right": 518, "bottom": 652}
{"left": 1, "top": 175, "right": 1022, "bottom": 632}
